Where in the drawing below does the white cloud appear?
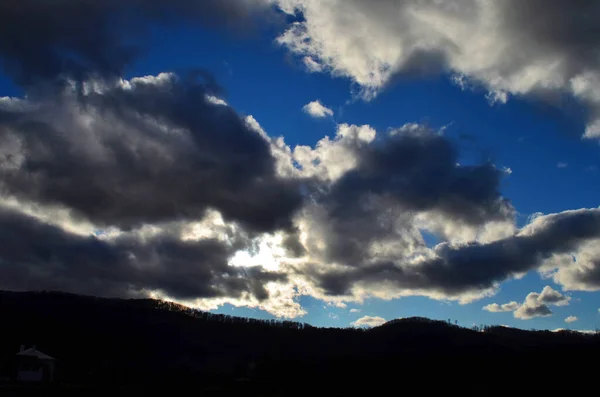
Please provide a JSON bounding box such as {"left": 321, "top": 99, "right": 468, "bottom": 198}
{"left": 485, "top": 286, "right": 570, "bottom": 320}
{"left": 302, "top": 100, "right": 334, "bottom": 118}
{"left": 565, "top": 316, "right": 578, "bottom": 323}
{"left": 351, "top": 315, "right": 387, "bottom": 328}
{"left": 553, "top": 328, "right": 596, "bottom": 334}
{"left": 350, "top": 308, "right": 361, "bottom": 313}
{"left": 205, "top": 95, "right": 228, "bottom": 106}
{"left": 483, "top": 301, "right": 520, "bottom": 313}
{"left": 274, "top": 0, "right": 600, "bottom": 138}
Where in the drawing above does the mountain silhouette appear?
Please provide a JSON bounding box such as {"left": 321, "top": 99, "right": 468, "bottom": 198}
{"left": 0, "top": 290, "right": 596, "bottom": 395}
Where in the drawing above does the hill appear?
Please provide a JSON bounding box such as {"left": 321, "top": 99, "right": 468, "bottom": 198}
{"left": 0, "top": 290, "right": 597, "bottom": 395}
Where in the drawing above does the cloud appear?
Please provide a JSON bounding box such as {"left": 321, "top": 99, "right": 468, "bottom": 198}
{"left": 485, "top": 286, "right": 571, "bottom": 320}
{"left": 541, "top": 237, "right": 600, "bottom": 292}
{"left": 0, "top": 206, "right": 286, "bottom": 303}
{"left": 537, "top": 285, "right": 571, "bottom": 307}
{"left": 553, "top": 328, "right": 596, "bottom": 334}
{"left": 557, "top": 162, "right": 568, "bottom": 169}
{"left": 512, "top": 286, "right": 570, "bottom": 320}
{"left": 273, "top": 0, "right": 600, "bottom": 138}
{"left": 350, "top": 308, "right": 361, "bottom": 313}
{"left": 303, "top": 57, "right": 324, "bottom": 73}
{"left": 0, "top": 0, "right": 270, "bottom": 85}
{"left": 0, "top": 73, "right": 305, "bottom": 233}
{"left": 514, "top": 303, "right": 553, "bottom": 320}
{"left": 483, "top": 301, "right": 520, "bottom": 313}
{"left": 565, "top": 316, "right": 578, "bottom": 323}
{"left": 351, "top": 316, "right": 386, "bottom": 328}
{"left": 309, "top": 208, "right": 600, "bottom": 303}
{"left": 3, "top": 0, "right": 600, "bottom": 318}
{"left": 3, "top": 91, "right": 600, "bottom": 315}
{"left": 302, "top": 100, "right": 334, "bottom": 118}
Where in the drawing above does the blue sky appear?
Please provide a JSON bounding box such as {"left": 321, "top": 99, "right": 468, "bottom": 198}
{"left": 1, "top": 1, "right": 600, "bottom": 332}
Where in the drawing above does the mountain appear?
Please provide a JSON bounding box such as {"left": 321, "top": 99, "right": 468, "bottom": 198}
{"left": 0, "top": 290, "right": 597, "bottom": 395}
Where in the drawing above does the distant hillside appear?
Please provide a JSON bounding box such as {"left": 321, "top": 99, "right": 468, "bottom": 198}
{"left": 0, "top": 290, "right": 597, "bottom": 395}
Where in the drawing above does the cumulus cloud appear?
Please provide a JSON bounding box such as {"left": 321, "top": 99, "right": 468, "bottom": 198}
{"left": 483, "top": 301, "right": 520, "bottom": 313}
{"left": 539, "top": 236, "right": 600, "bottom": 293}
{"left": 302, "top": 100, "right": 334, "bottom": 118}
{"left": 506, "top": 286, "right": 571, "bottom": 320}
{"left": 350, "top": 308, "right": 361, "bottom": 313}
{"left": 351, "top": 316, "right": 387, "bottom": 328}
{"left": 308, "top": 208, "right": 600, "bottom": 304}
{"left": 0, "top": 73, "right": 304, "bottom": 233}
{"left": 0, "top": 0, "right": 311, "bottom": 317}
{"left": 485, "top": 286, "right": 571, "bottom": 320}
{"left": 565, "top": 316, "right": 578, "bottom": 323}
{"left": 250, "top": 122, "right": 600, "bottom": 307}
{"left": 4, "top": 0, "right": 600, "bottom": 318}
{"left": 273, "top": 0, "right": 600, "bottom": 138}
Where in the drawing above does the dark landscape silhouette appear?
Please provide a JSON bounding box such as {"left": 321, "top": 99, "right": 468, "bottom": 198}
{"left": 0, "top": 290, "right": 597, "bottom": 396}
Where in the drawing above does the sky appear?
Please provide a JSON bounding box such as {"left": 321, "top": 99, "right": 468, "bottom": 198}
{"left": 0, "top": 1, "right": 600, "bottom": 332}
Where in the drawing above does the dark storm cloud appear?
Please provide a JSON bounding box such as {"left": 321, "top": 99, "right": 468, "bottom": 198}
{"left": 0, "top": 73, "right": 304, "bottom": 232}
{"left": 314, "top": 127, "right": 512, "bottom": 266}
{"left": 0, "top": 207, "right": 284, "bottom": 301}
{"left": 334, "top": 130, "right": 510, "bottom": 224}
{"left": 0, "top": 0, "right": 269, "bottom": 85}
{"left": 314, "top": 209, "right": 600, "bottom": 297}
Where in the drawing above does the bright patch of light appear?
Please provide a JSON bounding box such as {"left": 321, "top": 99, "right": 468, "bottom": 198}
{"left": 229, "top": 234, "right": 287, "bottom": 271}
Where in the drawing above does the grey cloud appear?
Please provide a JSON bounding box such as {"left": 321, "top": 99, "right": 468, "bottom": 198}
{"left": 501, "top": 0, "right": 600, "bottom": 75}
{"left": 332, "top": 130, "right": 511, "bottom": 224}
{"left": 0, "top": 0, "right": 269, "bottom": 85}
{"left": 313, "top": 209, "right": 600, "bottom": 298}
{"left": 538, "top": 285, "right": 570, "bottom": 306}
{"left": 514, "top": 302, "right": 552, "bottom": 320}
{"left": 0, "top": 73, "right": 304, "bottom": 232}
{"left": 313, "top": 126, "right": 512, "bottom": 267}
{"left": 567, "top": 263, "right": 600, "bottom": 289}
{"left": 0, "top": 207, "right": 285, "bottom": 301}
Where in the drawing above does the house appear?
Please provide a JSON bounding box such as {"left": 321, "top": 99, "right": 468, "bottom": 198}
{"left": 15, "top": 346, "right": 56, "bottom": 383}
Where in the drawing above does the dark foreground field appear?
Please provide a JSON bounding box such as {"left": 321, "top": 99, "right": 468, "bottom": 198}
{"left": 0, "top": 291, "right": 597, "bottom": 396}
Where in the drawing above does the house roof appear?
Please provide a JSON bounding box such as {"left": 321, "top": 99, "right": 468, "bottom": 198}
{"left": 16, "top": 348, "right": 55, "bottom": 360}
